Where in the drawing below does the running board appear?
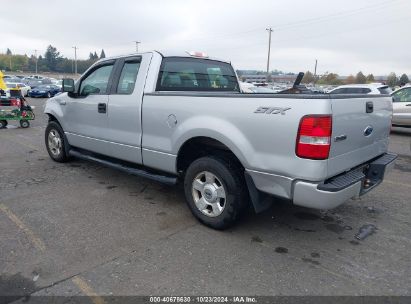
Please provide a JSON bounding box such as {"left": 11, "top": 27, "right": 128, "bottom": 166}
{"left": 68, "top": 149, "right": 177, "bottom": 185}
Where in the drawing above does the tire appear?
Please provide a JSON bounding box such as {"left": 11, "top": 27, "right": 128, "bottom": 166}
{"left": 184, "top": 156, "right": 248, "bottom": 230}
{"left": 20, "top": 120, "right": 30, "bottom": 128}
{"left": 0, "top": 120, "right": 7, "bottom": 129}
{"left": 45, "top": 121, "right": 69, "bottom": 162}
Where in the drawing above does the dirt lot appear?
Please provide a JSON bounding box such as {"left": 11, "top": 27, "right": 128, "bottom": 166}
{"left": 0, "top": 97, "right": 410, "bottom": 302}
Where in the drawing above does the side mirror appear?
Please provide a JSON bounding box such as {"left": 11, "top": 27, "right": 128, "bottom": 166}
{"left": 392, "top": 95, "right": 400, "bottom": 102}
{"left": 62, "top": 78, "right": 75, "bottom": 93}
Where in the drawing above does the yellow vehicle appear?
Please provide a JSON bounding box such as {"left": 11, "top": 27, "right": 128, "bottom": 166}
{"left": 0, "top": 71, "right": 7, "bottom": 94}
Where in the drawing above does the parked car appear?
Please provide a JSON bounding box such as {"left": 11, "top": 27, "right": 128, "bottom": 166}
{"left": 391, "top": 86, "right": 411, "bottom": 127}
{"left": 4, "top": 78, "right": 22, "bottom": 84}
{"left": 28, "top": 84, "right": 61, "bottom": 98}
{"left": 44, "top": 51, "right": 396, "bottom": 229}
{"left": 27, "top": 75, "right": 45, "bottom": 80}
{"left": 329, "top": 84, "right": 392, "bottom": 95}
{"left": 6, "top": 83, "right": 31, "bottom": 96}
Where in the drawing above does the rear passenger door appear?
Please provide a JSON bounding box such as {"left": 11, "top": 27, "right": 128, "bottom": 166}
{"left": 105, "top": 53, "right": 152, "bottom": 164}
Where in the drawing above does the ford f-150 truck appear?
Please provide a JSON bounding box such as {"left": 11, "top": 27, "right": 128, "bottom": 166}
{"left": 44, "top": 51, "right": 397, "bottom": 229}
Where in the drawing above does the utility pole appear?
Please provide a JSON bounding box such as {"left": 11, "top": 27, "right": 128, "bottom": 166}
{"left": 134, "top": 41, "right": 141, "bottom": 53}
{"left": 34, "top": 49, "right": 38, "bottom": 74}
{"left": 314, "top": 59, "right": 318, "bottom": 85}
{"left": 266, "top": 27, "right": 273, "bottom": 79}
{"left": 72, "top": 46, "right": 78, "bottom": 74}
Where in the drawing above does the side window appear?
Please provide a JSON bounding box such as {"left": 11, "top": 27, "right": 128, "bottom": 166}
{"left": 361, "top": 88, "right": 371, "bottom": 94}
{"left": 79, "top": 64, "right": 114, "bottom": 96}
{"left": 394, "top": 88, "right": 411, "bottom": 102}
{"left": 157, "top": 57, "right": 239, "bottom": 92}
{"left": 116, "top": 61, "right": 141, "bottom": 94}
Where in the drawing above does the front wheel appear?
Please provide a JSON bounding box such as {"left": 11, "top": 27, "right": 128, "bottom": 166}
{"left": 0, "top": 120, "right": 8, "bottom": 129}
{"left": 183, "top": 156, "right": 248, "bottom": 230}
{"left": 45, "top": 121, "right": 69, "bottom": 162}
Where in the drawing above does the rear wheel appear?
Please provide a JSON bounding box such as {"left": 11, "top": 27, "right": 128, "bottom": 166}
{"left": 0, "top": 120, "right": 8, "bottom": 129}
{"left": 20, "top": 120, "right": 30, "bottom": 128}
{"left": 45, "top": 121, "right": 69, "bottom": 162}
{"left": 184, "top": 156, "right": 248, "bottom": 230}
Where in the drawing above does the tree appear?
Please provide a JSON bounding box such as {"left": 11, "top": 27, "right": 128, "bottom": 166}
{"left": 387, "top": 72, "right": 398, "bottom": 88}
{"left": 44, "top": 45, "right": 62, "bottom": 71}
{"left": 366, "top": 74, "right": 375, "bottom": 83}
{"left": 93, "top": 51, "right": 98, "bottom": 60}
{"left": 355, "top": 71, "right": 367, "bottom": 84}
{"left": 6, "top": 48, "right": 12, "bottom": 55}
{"left": 302, "top": 71, "right": 315, "bottom": 84}
{"left": 399, "top": 73, "right": 409, "bottom": 85}
{"left": 100, "top": 49, "right": 106, "bottom": 59}
{"left": 317, "top": 73, "right": 342, "bottom": 85}
{"left": 345, "top": 75, "right": 356, "bottom": 84}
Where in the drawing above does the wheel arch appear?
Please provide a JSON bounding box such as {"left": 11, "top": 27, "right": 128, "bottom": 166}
{"left": 176, "top": 136, "right": 248, "bottom": 174}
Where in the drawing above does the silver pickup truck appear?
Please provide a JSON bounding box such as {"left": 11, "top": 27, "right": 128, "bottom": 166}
{"left": 44, "top": 51, "right": 396, "bottom": 229}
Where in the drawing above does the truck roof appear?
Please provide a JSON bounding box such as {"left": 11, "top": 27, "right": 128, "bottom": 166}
{"left": 99, "top": 50, "right": 230, "bottom": 64}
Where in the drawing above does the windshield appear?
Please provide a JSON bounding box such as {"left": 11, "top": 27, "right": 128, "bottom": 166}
{"left": 37, "top": 85, "right": 50, "bottom": 90}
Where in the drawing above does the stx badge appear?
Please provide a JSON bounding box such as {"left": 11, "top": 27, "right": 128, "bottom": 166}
{"left": 254, "top": 107, "right": 291, "bottom": 115}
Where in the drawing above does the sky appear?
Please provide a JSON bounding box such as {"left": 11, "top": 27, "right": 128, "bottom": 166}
{"left": 1, "top": 0, "right": 410, "bottom": 75}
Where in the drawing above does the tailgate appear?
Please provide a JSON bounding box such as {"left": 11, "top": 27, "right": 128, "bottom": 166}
{"left": 328, "top": 95, "right": 392, "bottom": 177}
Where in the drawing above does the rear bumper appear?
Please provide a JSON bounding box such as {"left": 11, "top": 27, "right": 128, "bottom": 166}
{"left": 293, "top": 153, "right": 397, "bottom": 209}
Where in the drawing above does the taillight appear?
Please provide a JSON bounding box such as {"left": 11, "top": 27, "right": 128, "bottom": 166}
{"left": 296, "top": 115, "right": 332, "bottom": 160}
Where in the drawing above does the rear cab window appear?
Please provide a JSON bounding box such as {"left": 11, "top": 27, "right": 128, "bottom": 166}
{"left": 156, "top": 57, "right": 239, "bottom": 92}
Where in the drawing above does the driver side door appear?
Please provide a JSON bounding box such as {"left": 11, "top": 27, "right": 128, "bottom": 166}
{"left": 64, "top": 60, "right": 116, "bottom": 155}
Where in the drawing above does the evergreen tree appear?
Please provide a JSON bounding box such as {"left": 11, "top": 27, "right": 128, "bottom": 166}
{"left": 44, "top": 45, "right": 62, "bottom": 71}
{"left": 366, "top": 74, "right": 375, "bottom": 83}
{"left": 387, "top": 72, "right": 398, "bottom": 88}
{"left": 355, "top": 71, "right": 367, "bottom": 84}
{"left": 6, "top": 48, "right": 12, "bottom": 55}
{"left": 100, "top": 49, "right": 106, "bottom": 59}
{"left": 399, "top": 73, "right": 409, "bottom": 85}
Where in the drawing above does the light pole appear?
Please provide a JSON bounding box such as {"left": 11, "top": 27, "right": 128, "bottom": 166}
{"left": 72, "top": 46, "right": 78, "bottom": 74}
{"left": 266, "top": 27, "right": 273, "bottom": 81}
{"left": 34, "top": 49, "right": 38, "bottom": 74}
{"left": 134, "top": 41, "right": 141, "bottom": 53}
{"left": 314, "top": 59, "right": 318, "bottom": 85}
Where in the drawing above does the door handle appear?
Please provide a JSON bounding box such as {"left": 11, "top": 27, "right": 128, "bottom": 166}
{"left": 406, "top": 104, "right": 411, "bottom": 106}
{"left": 98, "top": 103, "right": 107, "bottom": 113}
{"left": 366, "top": 101, "right": 373, "bottom": 113}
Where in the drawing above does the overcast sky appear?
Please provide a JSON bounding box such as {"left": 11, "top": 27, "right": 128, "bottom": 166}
{"left": 1, "top": 0, "right": 410, "bottom": 75}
